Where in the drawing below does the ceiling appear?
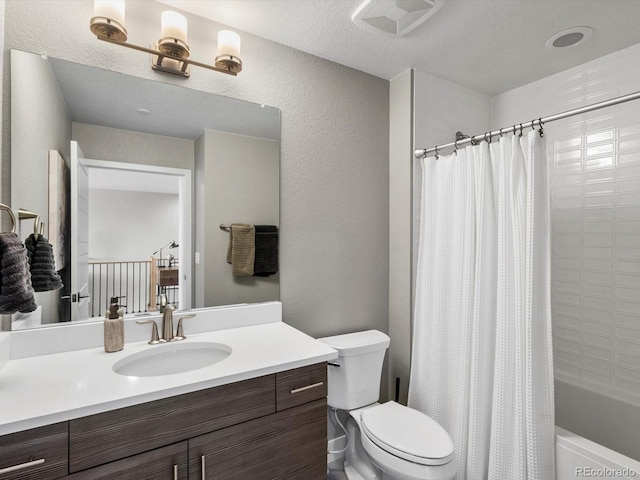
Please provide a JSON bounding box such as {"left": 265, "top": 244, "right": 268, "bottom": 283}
{"left": 48, "top": 56, "right": 280, "bottom": 141}
{"left": 158, "top": 0, "right": 640, "bottom": 96}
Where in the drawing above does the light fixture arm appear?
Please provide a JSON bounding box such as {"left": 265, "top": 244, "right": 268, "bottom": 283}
{"left": 96, "top": 36, "right": 241, "bottom": 77}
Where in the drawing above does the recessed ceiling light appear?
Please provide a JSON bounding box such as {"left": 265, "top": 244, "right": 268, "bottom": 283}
{"left": 545, "top": 26, "right": 593, "bottom": 49}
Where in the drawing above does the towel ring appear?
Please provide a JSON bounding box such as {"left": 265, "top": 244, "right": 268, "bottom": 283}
{"left": 18, "top": 208, "right": 41, "bottom": 239}
{"left": 0, "top": 203, "right": 17, "bottom": 233}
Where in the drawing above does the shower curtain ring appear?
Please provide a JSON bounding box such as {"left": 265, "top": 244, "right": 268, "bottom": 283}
{"left": 434, "top": 146, "right": 439, "bottom": 160}
{"left": 454, "top": 140, "right": 458, "bottom": 155}
{"left": 519, "top": 123, "right": 524, "bottom": 137}
{"left": 513, "top": 125, "right": 517, "bottom": 135}
{"left": 538, "top": 118, "right": 544, "bottom": 137}
{"left": 499, "top": 128, "right": 504, "bottom": 137}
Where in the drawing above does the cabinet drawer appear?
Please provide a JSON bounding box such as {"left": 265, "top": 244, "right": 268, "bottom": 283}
{"left": 65, "top": 441, "right": 187, "bottom": 480}
{"left": 276, "top": 362, "right": 327, "bottom": 411}
{"left": 189, "top": 398, "right": 327, "bottom": 480}
{"left": 69, "top": 374, "right": 275, "bottom": 472}
{"left": 0, "top": 423, "right": 68, "bottom": 480}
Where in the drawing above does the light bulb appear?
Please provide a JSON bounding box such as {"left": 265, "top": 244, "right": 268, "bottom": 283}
{"left": 161, "top": 11, "right": 188, "bottom": 43}
{"left": 218, "top": 30, "right": 241, "bottom": 58}
{"left": 94, "top": 0, "right": 125, "bottom": 26}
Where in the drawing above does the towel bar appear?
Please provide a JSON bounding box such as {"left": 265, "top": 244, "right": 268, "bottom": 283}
{"left": 220, "top": 223, "right": 279, "bottom": 232}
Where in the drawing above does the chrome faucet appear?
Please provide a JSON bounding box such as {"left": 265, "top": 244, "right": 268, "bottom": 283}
{"left": 162, "top": 304, "right": 176, "bottom": 342}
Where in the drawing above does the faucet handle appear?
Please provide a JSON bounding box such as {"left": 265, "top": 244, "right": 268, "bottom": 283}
{"left": 174, "top": 314, "right": 196, "bottom": 341}
{"left": 136, "top": 319, "right": 165, "bottom": 345}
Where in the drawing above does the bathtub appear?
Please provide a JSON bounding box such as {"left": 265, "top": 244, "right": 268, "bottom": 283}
{"left": 556, "top": 427, "right": 640, "bottom": 479}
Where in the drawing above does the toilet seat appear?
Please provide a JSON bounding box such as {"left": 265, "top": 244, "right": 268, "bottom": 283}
{"left": 360, "top": 401, "right": 454, "bottom": 466}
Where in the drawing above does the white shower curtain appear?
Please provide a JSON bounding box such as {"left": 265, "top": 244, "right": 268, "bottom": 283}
{"left": 408, "top": 131, "right": 555, "bottom": 480}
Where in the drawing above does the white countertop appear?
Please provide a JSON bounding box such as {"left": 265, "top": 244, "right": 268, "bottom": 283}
{"left": 0, "top": 321, "right": 337, "bottom": 435}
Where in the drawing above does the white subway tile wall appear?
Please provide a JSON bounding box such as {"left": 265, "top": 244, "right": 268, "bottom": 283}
{"left": 548, "top": 44, "right": 640, "bottom": 404}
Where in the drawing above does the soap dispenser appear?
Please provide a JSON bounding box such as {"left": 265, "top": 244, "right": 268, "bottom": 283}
{"left": 104, "top": 297, "right": 125, "bottom": 353}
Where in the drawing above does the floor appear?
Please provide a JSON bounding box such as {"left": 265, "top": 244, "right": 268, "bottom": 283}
{"left": 327, "top": 469, "right": 348, "bottom": 480}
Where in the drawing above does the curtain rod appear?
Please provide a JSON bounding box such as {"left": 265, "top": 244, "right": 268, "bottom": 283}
{"left": 414, "top": 90, "right": 640, "bottom": 159}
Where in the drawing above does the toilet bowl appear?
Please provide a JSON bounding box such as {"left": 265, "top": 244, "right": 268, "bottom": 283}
{"left": 318, "top": 330, "right": 456, "bottom": 480}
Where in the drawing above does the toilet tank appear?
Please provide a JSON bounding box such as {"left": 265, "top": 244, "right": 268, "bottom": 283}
{"left": 317, "top": 330, "right": 390, "bottom": 410}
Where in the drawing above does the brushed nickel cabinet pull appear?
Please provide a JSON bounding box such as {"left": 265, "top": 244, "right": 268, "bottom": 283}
{"left": 0, "top": 458, "right": 45, "bottom": 474}
{"left": 290, "top": 381, "right": 324, "bottom": 394}
{"left": 173, "top": 464, "right": 178, "bottom": 480}
{"left": 201, "top": 455, "right": 206, "bottom": 478}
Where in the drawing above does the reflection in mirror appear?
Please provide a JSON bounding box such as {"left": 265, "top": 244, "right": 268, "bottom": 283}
{"left": 6, "top": 49, "right": 280, "bottom": 330}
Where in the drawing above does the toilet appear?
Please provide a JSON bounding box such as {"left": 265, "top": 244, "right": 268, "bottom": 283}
{"left": 318, "top": 330, "right": 456, "bottom": 480}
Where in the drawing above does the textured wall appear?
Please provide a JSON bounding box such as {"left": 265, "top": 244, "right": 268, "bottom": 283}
{"left": 72, "top": 123, "right": 194, "bottom": 171}
{"left": 492, "top": 42, "right": 640, "bottom": 460}
{"left": 389, "top": 70, "right": 413, "bottom": 405}
{"left": 11, "top": 49, "right": 72, "bottom": 233}
{"left": 2, "top": 0, "right": 390, "bottom": 338}
{"left": 10, "top": 48, "right": 73, "bottom": 326}
{"left": 408, "top": 70, "right": 491, "bottom": 401}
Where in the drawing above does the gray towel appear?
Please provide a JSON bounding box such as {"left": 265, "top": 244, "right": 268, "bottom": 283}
{"left": 0, "top": 232, "right": 38, "bottom": 314}
{"left": 253, "top": 225, "right": 278, "bottom": 277}
{"left": 25, "top": 234, "right": 64, "bottom": 292}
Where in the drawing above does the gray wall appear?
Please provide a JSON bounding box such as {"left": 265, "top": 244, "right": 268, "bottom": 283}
{"left": 72, "top": 123, "right": 194, "bottom": 171}
{"left": 389, "top": 69, "right": 413, "bottom": 405}
{"left": 195, "top": 130, "right": 279, "bottom": 307}
{"left": 88, "top": 189, "right": 179, "bottom": 261}
{"left": 392, "top": 70, "right": 491, "bottom": 402}
{"left": 11, "top": 49, "right": 72, "bottom": 233}
{"left": 9, "top": 48, "right": 73, "bottom": 325}
{"left": 1, "top": 0, "right": 389, "bottom": 339}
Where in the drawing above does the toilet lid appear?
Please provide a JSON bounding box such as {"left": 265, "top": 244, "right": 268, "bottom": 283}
{"left": 360, "top": 401, "right": 454, "bottom": 466}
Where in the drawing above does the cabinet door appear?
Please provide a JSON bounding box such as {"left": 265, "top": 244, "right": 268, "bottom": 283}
{"left": 64, "top": 441, "right": 187, "bottom": 480}
{"left": 189, "top": 398, "right": 327, "bottom": 480}
{"left": 0, "top": 423, "right": 67, "bottom": 480}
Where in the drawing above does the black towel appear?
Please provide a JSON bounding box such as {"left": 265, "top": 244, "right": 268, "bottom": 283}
{"left": 253, "top": 225, "right": 278, "bottom": 277}
{"left": 0, "top": 232, "right": 38, "bottom": 314}
{"left": 24, "top": 234, "right": 64, "bottom": 292}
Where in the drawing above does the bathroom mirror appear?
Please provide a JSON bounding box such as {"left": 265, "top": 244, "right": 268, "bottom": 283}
{"left": 7, "top": 49, "right": 280, "bottom": 330}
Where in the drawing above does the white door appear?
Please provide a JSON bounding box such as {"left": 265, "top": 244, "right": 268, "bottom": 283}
{"left": 70, "top": 141, "right": 90, "bottom": 321}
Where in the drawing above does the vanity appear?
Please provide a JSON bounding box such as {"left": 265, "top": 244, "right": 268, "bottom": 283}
{"left": 0, "top": 302, "right": 338, "bottom": 479}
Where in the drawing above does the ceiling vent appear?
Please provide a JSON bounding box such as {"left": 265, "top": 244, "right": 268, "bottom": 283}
{"left": 352, "top": 0, "right": 444, "bottom": 38}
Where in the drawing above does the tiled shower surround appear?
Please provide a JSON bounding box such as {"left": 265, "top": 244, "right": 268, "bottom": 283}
{"left": 548, "top": 50, "right": 640, "bottom": 405}
{"left": 491, "top": 42, "right": 640, "bottom": 459}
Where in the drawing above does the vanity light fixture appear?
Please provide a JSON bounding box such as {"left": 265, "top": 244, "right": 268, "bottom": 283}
{"left": 90, "top": 0, "right": 242, "bottom": 77}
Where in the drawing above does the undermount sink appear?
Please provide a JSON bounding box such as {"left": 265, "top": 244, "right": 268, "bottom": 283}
{"left": 112, "top": 342, "right": 232, "bottom": 377}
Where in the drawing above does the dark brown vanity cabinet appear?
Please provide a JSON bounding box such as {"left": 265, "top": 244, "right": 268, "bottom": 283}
{"left": 0, "top": 423, "right": 68, "bottom": 480}
{"left": 0, "top": 363, "right": 327, "bottom": 480}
